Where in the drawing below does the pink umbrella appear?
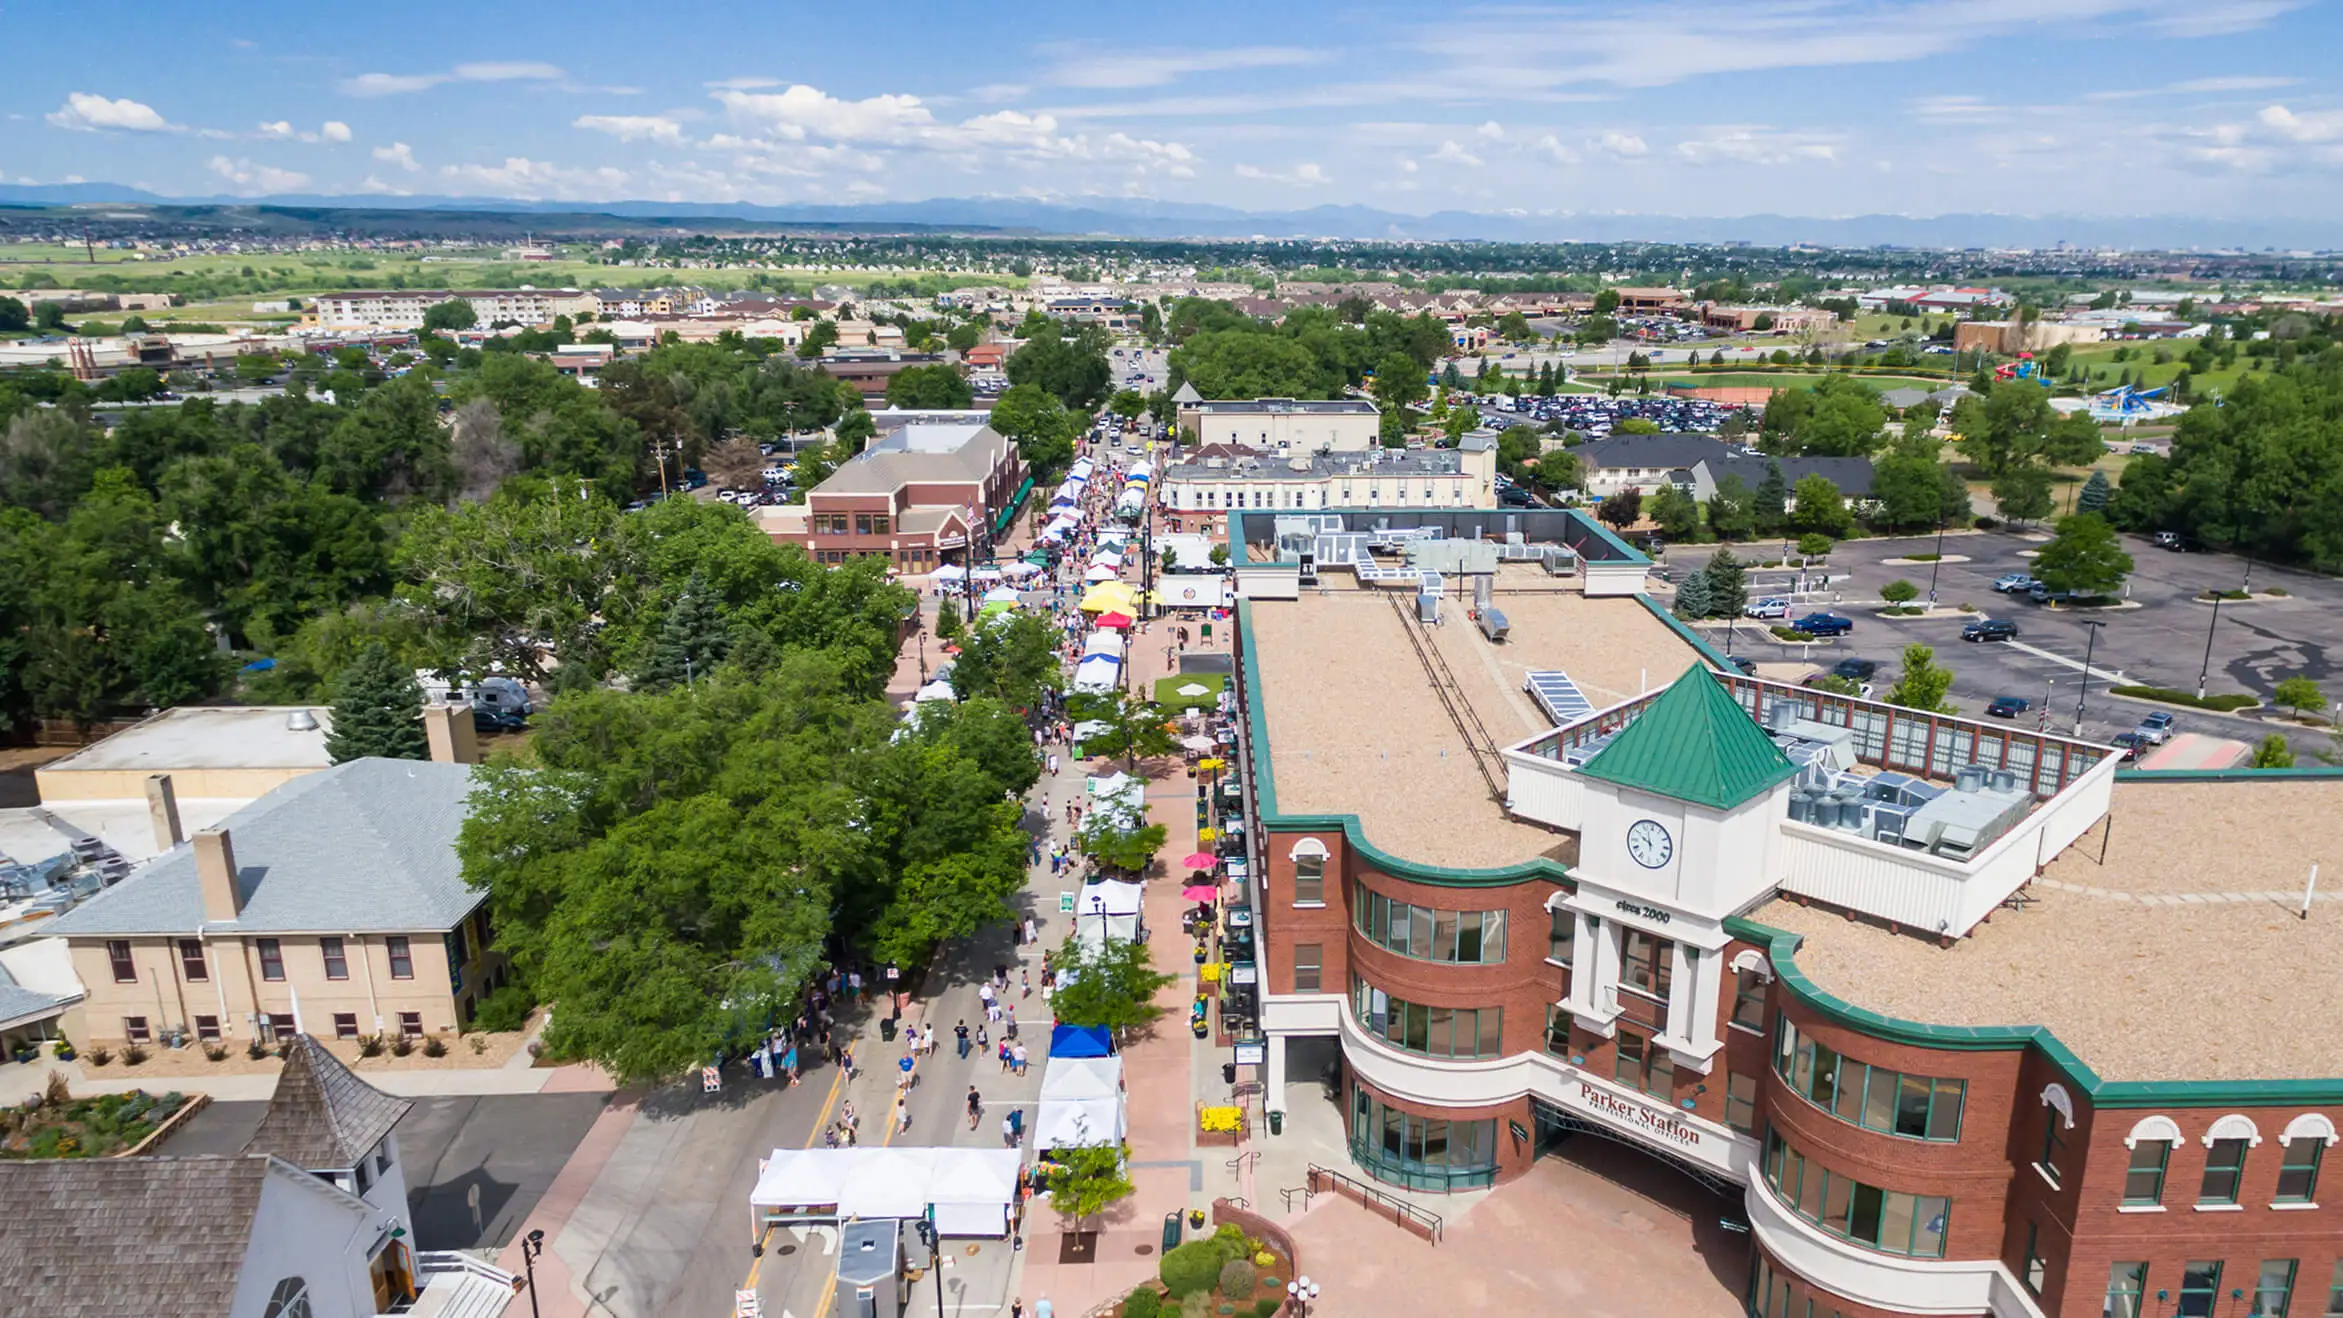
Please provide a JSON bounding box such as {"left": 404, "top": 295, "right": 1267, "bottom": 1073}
{"left": 1180, "top": 884, "right": 1220, "bottom": 903}
{"left": 1181, "top": 852, "right": 1216, "bottom": 871}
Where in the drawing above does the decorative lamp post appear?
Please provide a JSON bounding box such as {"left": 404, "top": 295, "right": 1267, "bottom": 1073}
{"left": 1286, "top": 1276, "right": 1321, "bottom": 1318}
{"left": 520, "top": 1228, "right": 547, "bottom": 1318}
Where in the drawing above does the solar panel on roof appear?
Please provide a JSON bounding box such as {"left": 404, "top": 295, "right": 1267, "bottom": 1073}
{"left": 1524, "top": 671, "right": 1593, "bottom": 726}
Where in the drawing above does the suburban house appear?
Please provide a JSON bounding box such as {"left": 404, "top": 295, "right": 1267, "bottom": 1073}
{"left": 1573, "top": 434, "right": 1873, "bottom": 504}
{"left": 0, "top": 1032, "right": 515, "bottom": 1316}
{"left": 43, "top": 744, "right": 506, "bottom": 1050}
{"left": 758, "top": 421, "right": 1029, "bottom": 569}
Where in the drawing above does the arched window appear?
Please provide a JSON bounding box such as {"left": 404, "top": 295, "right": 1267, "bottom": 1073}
{"left": 2040, "top": 1083, "right": 2076, "bottom": 1130}
{"left": 2122, "top": 1117, "right": 2180, "bottom": 1206}
{"left": 262, "top": 1278, "right": 312, "bottom": 1318}
{"left": 2036, "top": 1084, "right": 2076, "bottom": 1187}
{"left": 1287, "top": 837, "right": 1328, "bottom": 906}
{"left": 2203, "top": 1113, "right": 2264, "bottom": 1148}
{"left": 2281, "top": 1113, "right": 2339, "bottom": 1148}
{"left": 2124, "top": 1115, "right": 2182, "bottom": 1148}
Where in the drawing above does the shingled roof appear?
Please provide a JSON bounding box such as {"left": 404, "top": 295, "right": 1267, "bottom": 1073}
{"left": 242, "top": 1033, "right": 413, "bottom": 1171}
{"left": 0, "top": 1156, "right": 271, "bottom": 1317}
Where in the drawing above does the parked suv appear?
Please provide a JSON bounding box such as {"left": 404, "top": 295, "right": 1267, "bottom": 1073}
{"left": 2134, "top": 712, "right": 2178, "bottom": 745}
{"left": 1744, "top": 596, "right": 1791, "bottom": 620}
{"left": 1793, "top": 612, "right": 1854, "bottom": 637}
{"left": 1962, "top": 619, "right": 2020, "bottom": 642}
{"left": 1992, "top": 573, "right": 2040, "bottom": 594}
{"left": 1829, "top": 658, "right": 1878, "bottom": 682}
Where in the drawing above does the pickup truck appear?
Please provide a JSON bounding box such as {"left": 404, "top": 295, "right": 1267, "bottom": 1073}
{"left": 1792, "top": 613, "right": 1854, "bottom": 637}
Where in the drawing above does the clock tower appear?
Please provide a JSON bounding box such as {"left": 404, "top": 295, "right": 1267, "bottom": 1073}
{"left": 1556, "top": 665, "right": 1798, "bottom": 1073}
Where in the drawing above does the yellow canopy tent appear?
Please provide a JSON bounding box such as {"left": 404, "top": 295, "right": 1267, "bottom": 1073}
{"left": 1080, "top": 581, "right": 1139, "bottom": 614}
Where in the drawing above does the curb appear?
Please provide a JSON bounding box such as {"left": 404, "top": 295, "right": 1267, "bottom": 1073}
{"left": 2100, "top": 690, "right": 2268, "bottom": 726}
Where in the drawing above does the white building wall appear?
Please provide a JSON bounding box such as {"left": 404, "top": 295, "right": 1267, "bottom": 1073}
{"left": 1748, "top": 1175, "right": 2047, "bottom": 1318}
{"left": 226, "top": 1168, "right": 381, "bottom": 1318}
{"left": 1196, "top": 408, "right": 1380, "bottom": 452}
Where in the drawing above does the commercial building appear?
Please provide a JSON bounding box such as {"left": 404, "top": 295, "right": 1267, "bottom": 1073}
{"left": 820, "top": 349, "right": 957, "bottom": 403}
{"left": 1953, "top": 320, "right": 2107, "bottom": 356}
{"left": 1228, "top": 518, "right": 2343, "bottom": 1318}
{"left": 1158, "top": 434, "right": 1498, "bottom": 515}
{"left": 1178, "top": 397, "right": 1383, "bottom": 452}
{"left": 758, "top": 421, "right": 1027, "bottom": 569}
{"left": 309, "top": 288, "right": 593, "bottom": 331}
{"left": 44, "top": 747, "right": 509, "bottom": 1049}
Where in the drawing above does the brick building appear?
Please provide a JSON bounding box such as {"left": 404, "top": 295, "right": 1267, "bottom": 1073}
{"left": 758, "top": 421, "right": 1028, "bottom": 570}
{"left": 1228, "top": 511, "right": 2343, "bottom": 1318}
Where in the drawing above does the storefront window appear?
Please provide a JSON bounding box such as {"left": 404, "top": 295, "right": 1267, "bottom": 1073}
{"left": 1772, "top": 1019, "right": 1964, "bottom": 1142}
{"left": 1350, "top": 1087, "right": 1498, "bottom": 1192}
{"left": 1350, "top": 974, "right": 1503, "bottom": 1060}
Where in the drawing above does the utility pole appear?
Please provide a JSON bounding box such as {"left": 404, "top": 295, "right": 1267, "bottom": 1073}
{"left": 1925, "top": 518, "right": 1946, "bottom": 606}
{"left": 2073, "top": 619, "right": 2106, "bottom": 734}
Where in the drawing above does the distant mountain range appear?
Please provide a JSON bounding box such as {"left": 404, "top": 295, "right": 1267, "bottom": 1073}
{"left": 0, "top": 181, "right": 2332, "bottom": 251}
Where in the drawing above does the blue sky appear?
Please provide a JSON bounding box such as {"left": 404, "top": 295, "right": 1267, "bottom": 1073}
{"left": 7, "top": 0, "right": 2340, "bottom": 216}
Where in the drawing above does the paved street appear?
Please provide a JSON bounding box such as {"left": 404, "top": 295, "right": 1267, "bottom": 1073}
{"left": 1668, "top": 530, "right": 2343, "bottom": 755}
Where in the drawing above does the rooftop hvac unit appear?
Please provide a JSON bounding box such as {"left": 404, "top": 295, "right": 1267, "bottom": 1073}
{"left": 1954, "top": 764, "right": 1988, "bottom": 793}
{"left": 1477, "top": 608, "right": 1510, "bottom": 643}
{"left": 1787, "top": 792, "right": 1816, "bottom": 825}
{"left": 69, "top": 837, "right": 105, "bottom": 860}
{"left": 1990, "top": 768, "right": 2022, "bottom": 794}
{"left": 1417, "top": 590, "right": 1440, "bottom": 624}
{"left": 1867, "top": 801, "right": 1921, "bottom": 847}
{"left": 286, "top": 709, "right": 319, "bottom": 732}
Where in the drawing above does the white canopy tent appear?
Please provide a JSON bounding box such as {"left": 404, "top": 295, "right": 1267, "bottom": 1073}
{"left": 1081, "top": 631, "right": 1125, "bottom": 661}
{"left": 1074, "top": 878, "right": 1143, "bottom": 942}
{"left": 930, "top": 564, "right": 968, "bottom": 582}
{"left": 1035, "top": 1093, "right": 1125, "bottom": 1151}
{"left": 913, "top": 680, "right": 956, "bottom": 704}
{"left": 1072, "top": 655, "right": 1121, "bottom": 694}
{"left": 1083, "top": 564, "right": 1118, "bottom": 583}
{"left": 981, "top": 586, "right": 1022, "bottom": 606}
{"left": 747, "top": 1147, "right": 1021, "bottom": 1240}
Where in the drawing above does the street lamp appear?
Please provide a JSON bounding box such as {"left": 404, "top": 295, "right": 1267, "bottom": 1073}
{"left": 2196, "top": 559, "right": 2252, "bottom": 700}
{"left": 1286, "top": 1276, "right": 1321, "bottom": 1318}
{"left": 914, "top": 1219, "right": 946, "bottom": 1318}
{"left": 1925, "top": 517, "right": 1946, "bottom": 606}
{"left": 520, "top": 1228, "right": 547, "bottom": 1318}
{"left": 2073, "top": 619, "right": 2106, "bottom": 734}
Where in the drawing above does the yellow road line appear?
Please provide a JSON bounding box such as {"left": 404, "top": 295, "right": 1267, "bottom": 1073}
{"left": 736, "top": 1066, "right": 850, "bottom": 1306}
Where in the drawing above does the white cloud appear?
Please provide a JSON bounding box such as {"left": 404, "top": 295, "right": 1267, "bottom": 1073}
{"left": 1040, "top": 45, "right": 1322, "bottom": 90}
{"left": 1590, "top": 130, "right": 1649, "bottom": 158}
{"left": 1431, "top": 139, "right": 1484, "bottom": 167}
{"left": 1234, "top": 161, "right": 1330, "bottom": 186}
{"left": 969, "top": 82, "right": 1031, "bottom": 102}
{"left": 1476, "top": 120, "right": 1506, "bottom": 141}
{"left": 1401, "top": 158, "right": 1419, "bottom": 172}
{"left": 706, "top": 85, "right": 1198, "bottom": 177}
{"left": 1675, "top": 127, "right": 1841, "bottom": 165}
{"left": 321, "top": 121, "right": 352, "bottom": 142}
{"left": 705, "top": 76, "right": 783, "bottom": 90}
{"left": 258, "top": 119, "right": 357, "bottom": 144}
{"left": 257, "top": 120, "right": 296, "bottom": 139}
{"left": 208, "top": 155, "right": 312, "bottom": 193}
{"left": 574, "top": 114, "right": 686, "bottom": 144}
{"left": 1534, "top": 134, "right": 1581, "bottom": 164}
{"left": 358, "top": 175, "right": 411, "bottom": 195}
{"left": 439, "top": 156, "right": 629, "bottom": 200}
{"left": 2256, "top": 103, "right": 2343, "bottom": 143}
{"left": 1909, "top": 94, "right": 2003, "bottom": 122}
{"left": 715, "top": 85, "right": 936, "bottom": 145}
{"left": 341, "top": 61, "right": 566, "bottom": 97}
{"left": 47, "top": 92, "right": 176, "bottom": 133}
{"left": 372, "top": 141, "right": 421, "bottom": 172}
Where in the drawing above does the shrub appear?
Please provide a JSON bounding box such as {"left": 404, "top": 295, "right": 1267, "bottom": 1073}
{"left": 1198, "top": 1106, "right": 1242, "bottom": 1133}
{"left": 391, "top": 1034, "right": 416, "bottom": 1057}
{"left": 1122, "top": 1288, "right": 1163, "bottom": 1318}
{"left": 469, "top": 1034, "right": 488, "bottom": 1055}
{"left": 1796, "top": 533, "right": 1834, "bottom": 558}
{"left": 1161, "top": 1241, "right": 1226, "bottom": 1297}
{"left": 1770, "top": 626, "right": 1816, "bottom": 643}
{"left": 1901, "top": 552, "right": 1940, "bottom": 563}
{"left": 246, "top": 1039, "right": 268, "bottom": 1060}
{"left": 1253, "top": 1251, "right": 1276, "bottom": 1269}
{"left": 1254, "top": 1300, "right": 1282, "bottom": 1318}
{"left": 422, "top": 1034, "right": 449, "bottom": 1058}
{"left": 358, "top": 1034, "right": 385, "bottom": 1058}
{"left": 86, "top": 1046, "right": 112, "bottom": 1067}
{"left": 1974, "top": 516, "right": 2000, "bottom": 530}
{"left": 202, "top": 1042, "right": 229, "bottom": 1062}
{"left": 51, "top": 1039, "right": 76, "bottom": 1061}
{"left": 1218, "top": 1259, "right": 1258, "bottom": 1299}
{"left": 2108, "top": 684, "right": 2259, "bottom": 713}
{"left": 472, "top": 982, "right": 538, "bottom": 1034}
{"left": 122, "top": 1044, "right": 147, "bottom": 1067}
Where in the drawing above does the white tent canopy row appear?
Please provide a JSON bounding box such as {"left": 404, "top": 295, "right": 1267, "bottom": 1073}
{"left": 1035, "top": 1055, "right": 1126, "bottom": 1150}
{"left": 1072, "top": 655, "right": 1122, "bottom": 694}
{"left": 748, "top": 1147, "right": 1020, "bottom": 1239}
{"left": 1082, "top": 631, "right": 1125, "bottom": 661}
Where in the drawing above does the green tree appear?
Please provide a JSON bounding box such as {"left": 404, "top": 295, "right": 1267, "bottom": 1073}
{"left": 1647, "top": 484, "right": 1700, "bottom": 540}
{"left": 1881, "top": 579, "right": 1918, "bottom": 606}
{"left": 1069, "top": 690, "right": 1179, "bottom": 772}
{"left": 1701, "top": 547, "right": 1747, "bottom": 617}
{"left": 1752, "top": 460, "right": 1789, "bottom": 533}
{"left": 0, "top": 296, "right": 26, "bottom": 332}
{"left": 1075, "top": 812, "right": 1170, "bottom": 874}
{"left": 1497, "top": 311, "right": 1533, "bottom": 342}
{"left": 1991, "top": 466, "right": 2055, "bottom": 525}
{"left": 935, "top": 594, "right": 961, "bottom": 641}
{"left": 1885, "top": 643, "right": 1955, "bottom": 713}
{"left": 1107, "top": 389, "right": 1147, "bottom": 420}
{"left": 2273, "top": 676, "right": 2328, "bottom": 722}
{"left": 1372, "top": 352, "right": 1427, "bottom": 417}
{"left": 1789, "top": 473, "right": 1854, "bottom": 537}
{"left": 946, "top": 322, "right": 982, "bottom": 353}
{"left": 1597, "top": 488, "right": 1642, "bottom": 531}
{"left": 1050, "top": 1142, "right": 1136, "bottom": 1232}
{"left": 2251, "top": 734, "right": 2297, "bottom": 768}
{"left": 883, "top": 363, "right": 974, "bottom": 410}
{"left": 795, "top": 318, "right": 840, "bottom": 359}
{"left": 636, "top": 570, "right": 727, "bottom": 690}
{"left": 1005, "top": 323, "right": 1112, "bottom": 409}
{"left": 1592, "top": 289, "right": 1621, "bottom": 315}
{"left": 421, "top": 299, "right": 478, "bottom": 332}
{"left": 988, "top": 383, "right": 1078, "bottom": 479}
{"left": 1671, "top": 569, "right": 1713, "bottom": 621}
{"left": 323, "top": 641, "right": 429, "bottom": 763}
{"left": 2075, "top": 469, "right": 2112, "bottom": 516}
{"left": 2031, "top": 513, "right": 2134, "bottom": 597}
{"left": 1706, "top": 473, "right": 1755, "bottom": 540}
{"left": 948, "top": 611, "right": 1062, "bottom": 712}
{"left": 1049, "top": 933, "right": 1176, "bottom": 1038}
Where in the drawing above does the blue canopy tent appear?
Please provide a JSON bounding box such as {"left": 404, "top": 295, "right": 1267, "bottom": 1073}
{"left": 1050, "top": 1024, "right": 1115, "bottom": 1058}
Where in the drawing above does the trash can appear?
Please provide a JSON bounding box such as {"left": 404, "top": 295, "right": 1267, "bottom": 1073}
{"left": 1269, "top": 1110, "right": 1283, "bottom": 1136}
{"left": 1221, "top": 1061, "right": 1237, "bottom": 1085}
{"left": 1162, "top": 1212, "right": 1183, "bottom": 1253}
{"left": 880, "top": 1016, "right": 898, "bottom": 1042}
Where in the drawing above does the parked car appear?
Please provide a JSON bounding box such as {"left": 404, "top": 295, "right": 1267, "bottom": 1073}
{"left": 1992, "top": 573, "right": 2040, "bottom": 594}
{"left": 2109, "top": 731, "right": 2148, "bottom": 761}
{"left": 1725, "top": 655, "right": 1757, "bottom": 676}
{"left": 2134, "top": 712, "right": 2178, "bottom": 745}
{"left": 1829, "top": 657, "right": 1878, "bottom": 682}
{"left": 2152, "top": 531, "right": 2189, "bottom": 551}
{"left": 1962, "top": 619, "right": 2020, "bottom": 642}
{"left": 1793, "top": 612, "right": 1854, "bottom": 637}
{"left": 472, "top": 706, "right": 529, "bottom": 735}
{"left": 2129, "top": 443, "right": 2158, "bottom": 455}
{"left": 2026, "top": 583, "right": 2088, "bottom": 605}
{"left": 1744, "top": 596, "right": 1791, "bottom": 620}
{"left": 1985, "top": 694, "right": 2032, "bottom": 719}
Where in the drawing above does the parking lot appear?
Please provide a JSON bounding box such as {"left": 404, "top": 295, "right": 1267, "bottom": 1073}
{"left": 1669, "top": 530, "right": 2343, "bottom": 758}
{"left": 161, "top": 1090, "right": 612, "bottom": 1250}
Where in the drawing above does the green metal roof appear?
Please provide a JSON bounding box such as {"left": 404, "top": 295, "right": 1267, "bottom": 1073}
{"left": 1576, "top": 664, "right": 1796, "bottom": 811}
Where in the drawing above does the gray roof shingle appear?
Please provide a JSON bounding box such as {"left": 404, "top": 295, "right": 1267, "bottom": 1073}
{"left": 0, "top": 1156, "right": 268, "bottom": 1317}
{"left": 46, "top": 758, "right": 482, "bottom": 936}
{"left": 242, "top": 1034, "right": 414, "bottom": 1171}
{"left": 0, "top": 960, "right": 77, "bottom": 1031}
{"left": 1574, "top": 433, "right": 1734, "bottom": 471}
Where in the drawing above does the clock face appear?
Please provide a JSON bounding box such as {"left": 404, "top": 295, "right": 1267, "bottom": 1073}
{"left": 1626, "top": 819, "right": 1674, "bottom": 869}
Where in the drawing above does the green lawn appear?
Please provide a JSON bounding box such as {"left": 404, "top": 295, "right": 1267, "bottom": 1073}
{"left": 1153, "top": 672, "right": 1227, "bottom": 712}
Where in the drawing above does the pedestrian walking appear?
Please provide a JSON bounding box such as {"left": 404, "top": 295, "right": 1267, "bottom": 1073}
{"left": 898, "top": 1051, "right": 917, "bottom": 1091}
{"left": 1000, "top": 1039, "right": 1013, "bottom": 1072}
{"left": 976, "top": 1022, "right": 989, "bottom": 1050}
{"left": 896, "top": 1096, "right": 912, "bottom": 1134}
{"left": 995, "top": 963, "right": 1010, "bottom": 990}
{"left": 980, "top": 982, "right": 1000, "bottom": 1021}
{"left": 1024, "top": 917, "right": 1038, "bottom": 946}
{"left": 824, "top": 1125, "right": 840, "bottom": 1149}
{"left": 1021, "top": 966, "right": 1032, "bottom": 998}
{"left": 967, "top": 1086, "right": 984, "bottom": 1130}
{"left": 847, "top": 970, "right": 862, "bottom": 1001}
{"left": 1047, "top": 752, "right": 1060, "bottom": 776}
{"left": 955, "top": 1020, "right": 971, "bottom": 1059}
{"left": 841, "top": 1044, "right": 855, "bottom": 1079}
{"left": 1012, "top": 1298, "right": 1025, "bottom": 1318}
{"left": 1012, "top": 1041, "right": 1029, "bottom": 1076}
{"left": 1004, "top": 1004, "right": 1018, "bottom": 1039}
{"left": 1002, "top": 1112, "right": 1018, "bottom": 1148}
